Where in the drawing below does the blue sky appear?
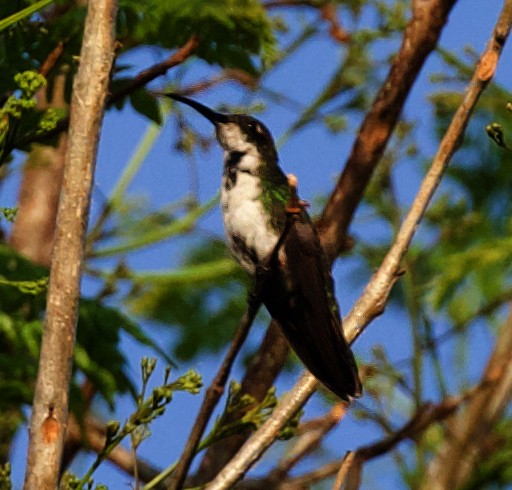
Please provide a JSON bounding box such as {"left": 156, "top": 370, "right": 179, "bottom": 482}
{"left": 6, "top": 0, "right": 512, "bottom": 487}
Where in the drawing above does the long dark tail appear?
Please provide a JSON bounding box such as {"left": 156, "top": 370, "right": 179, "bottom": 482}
{"left": 263, "top": 215, "right": 362, "bottom": 400}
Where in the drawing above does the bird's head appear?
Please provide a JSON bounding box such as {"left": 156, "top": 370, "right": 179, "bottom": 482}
{"left": 163, "top": 93, "right": 278, "bottom": 166}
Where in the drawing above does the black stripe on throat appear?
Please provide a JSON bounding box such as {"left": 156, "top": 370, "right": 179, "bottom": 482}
{"left": 226, "top": 151, "right": 245, "bottom": 167}
{"left": 224, "top": 151, "right": 254, "bottom": 190}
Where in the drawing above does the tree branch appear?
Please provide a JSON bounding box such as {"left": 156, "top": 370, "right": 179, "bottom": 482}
{"left": 317, "top": 0, "right": 457, "bottom": 261}
{"left": 22, "top": 0, "right": 117, "bottom": 488}
{"left": 204, "top": 2, "right": 512, "bottom": 487}
{"left": 280, "top": 393, "right": 469, "bottom": 490}
{"left": 107, "top": 35, "right": 199, "bottom": 107}
{"left": 268, "top": 403, "right": 347, "bottom": 482}
{"left": 14, "top": 36, "right": 199, "bottom": 150}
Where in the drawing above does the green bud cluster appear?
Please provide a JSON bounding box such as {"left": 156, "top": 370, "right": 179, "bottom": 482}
{"left": 0, "top": 207, "right": 17, "bottom": 223}
{"left": 0, "top": 463, "right": 12, "bottom": 490}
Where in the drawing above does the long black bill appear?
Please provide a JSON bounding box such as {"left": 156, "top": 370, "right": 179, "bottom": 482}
{"left": 161, "top": 92, "right": 229, "bottom": 125}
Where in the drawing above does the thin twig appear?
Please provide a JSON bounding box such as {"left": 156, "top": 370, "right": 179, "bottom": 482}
{"left": 107, "top": 35, "right": 199, "bottom": 107}
{"left": 280, "top": 392, "right": 473, "bottom": 489}
{"left": 420, "top": 305, "right": 512, "bottom": 489}
{"left": 14, "top": 36, "right": 199, "bottom": 149}
{"left": 204, "top": 2, "right": 512, "bottom": 487}
{"left": 40, "top": 41, "right": 65, "bottom": 77}
{"left": 331, "top": 451, "right": 356, "bottom": 490}
{"left": 268, "top": 403, "right": 347, "bottom": 482}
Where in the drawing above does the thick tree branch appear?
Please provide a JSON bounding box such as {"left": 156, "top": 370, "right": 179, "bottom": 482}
{"left": 317, "top": 0, "right": 457, "bottom": 261}
{"left": 204, "top": 2, "right": 512, "bottom": 487}
{"left": 22, "top": 0, "right": 117, "bottom": 488}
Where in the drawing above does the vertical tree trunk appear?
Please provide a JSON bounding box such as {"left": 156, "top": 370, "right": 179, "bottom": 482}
{"left": 22, "top": 0, "right": 117, "bottom": 488}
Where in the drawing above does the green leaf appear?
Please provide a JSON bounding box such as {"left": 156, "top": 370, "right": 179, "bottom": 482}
{"left": 0, "top": 0, "right": 54, "bottom": 33}
{"left": 130, "top": 89, "right": 162, "bottom": 125}
{"left": 119, "top": 0, "right": 275, "bottom": 72}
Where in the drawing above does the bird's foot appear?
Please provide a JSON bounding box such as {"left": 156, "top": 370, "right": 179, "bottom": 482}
{"left": 286, "top": 173, "right": 309, "bottom": 215}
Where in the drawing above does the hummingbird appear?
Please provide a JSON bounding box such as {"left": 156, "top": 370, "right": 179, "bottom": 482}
{"left": 166, "top": 93, "right": 362, "bottom": 401}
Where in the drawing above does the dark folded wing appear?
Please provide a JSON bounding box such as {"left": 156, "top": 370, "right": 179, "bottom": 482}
{"left": 262, "top": 215, "right": 362, "bottom": 400}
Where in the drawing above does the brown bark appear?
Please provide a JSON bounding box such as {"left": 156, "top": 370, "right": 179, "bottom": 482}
{"left": 22, "top": 0, "right": 117, "bottom": 487}
{"left": 9, "top": 136, "right": 66, "bottom": 266}
{"left": 317, "top": 0, "right": 457, "bottom": 262}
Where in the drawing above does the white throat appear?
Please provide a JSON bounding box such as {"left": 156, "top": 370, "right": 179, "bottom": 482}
{"left": 220, "top": 153, "right": 278, "bottom": 275}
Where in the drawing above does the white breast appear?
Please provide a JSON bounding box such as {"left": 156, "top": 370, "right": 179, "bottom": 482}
{"left": 221, "top": 170, "right": 279, "bottom": 275}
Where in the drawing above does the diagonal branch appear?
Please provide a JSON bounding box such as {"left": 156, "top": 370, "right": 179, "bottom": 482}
{"left": 204, "top": 2, "right": 512, "bottom": 487}
{"left": 317, "top": 0, "right": 457, "bottom": 261}
{"left": 14, "top": 36, "right": 199, "bottom": 150}
{"left": 107, "top": 35, "right": 199, "bottom": 107}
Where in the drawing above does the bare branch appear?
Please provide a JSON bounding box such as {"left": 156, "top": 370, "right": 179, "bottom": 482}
{"left": 22, "top": 0, "right": 117, "bottom": 487}
{"left": 107, "top": 35, "right": 199, "bottom": 107}
{"left": 317, "top": 0, "right": 457, "bottom": 261}
{"left": 40, "top": 41, "right": 65, "bottom": 78}
{"left": 268, "top": 403, "right": 347, "bottom": 482}
{"left": 281, "top": 393, "right": 473, "bottom": 489}
{"left": 14, "top": 36, "right": 199, "bottom": 150}
{"left": 204, "top": 2, "right": 512, "bottom": 487}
